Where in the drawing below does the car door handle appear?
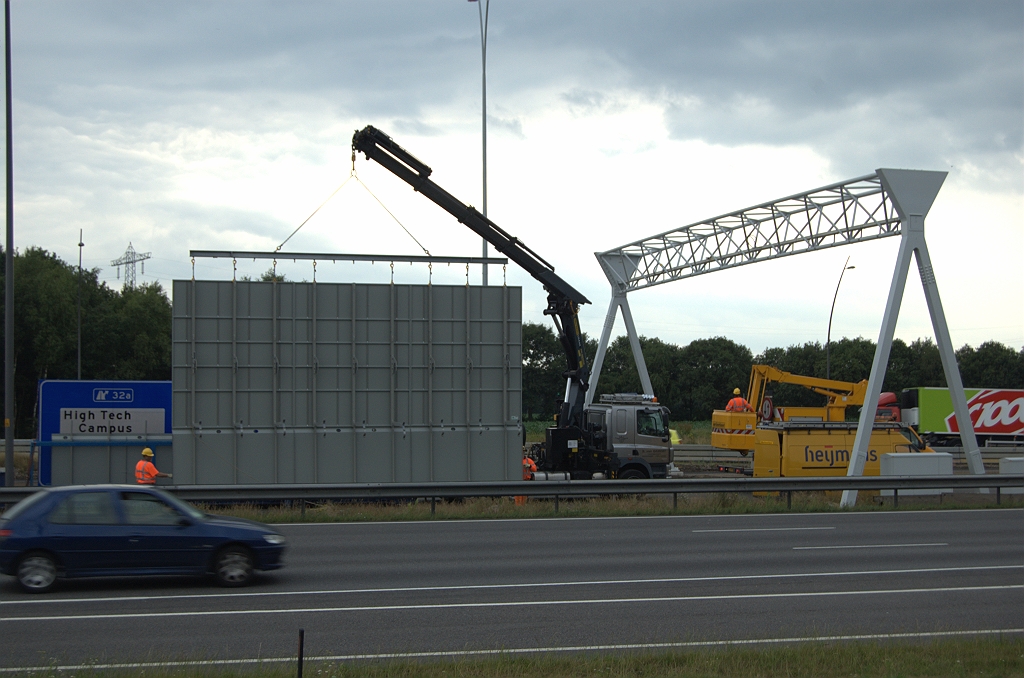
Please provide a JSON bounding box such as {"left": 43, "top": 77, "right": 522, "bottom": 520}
{"left": 129, "top": 537, "right": 141, "bottom": 543}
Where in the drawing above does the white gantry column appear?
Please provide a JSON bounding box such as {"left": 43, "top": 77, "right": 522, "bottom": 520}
{"left": 840, "top": 169, "right": 984, "bottom": 508}
{"left": 586, "top": 291, "right": 654, "bottom": 406}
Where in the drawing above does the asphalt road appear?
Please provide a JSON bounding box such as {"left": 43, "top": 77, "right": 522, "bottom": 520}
{"left": 1, "top": 508, "right": 1021, "bottom": 671}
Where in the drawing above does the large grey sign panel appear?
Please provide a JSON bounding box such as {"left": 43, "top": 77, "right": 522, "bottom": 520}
{"left": 172, "top": 281, "right": 523, "bottom": 484}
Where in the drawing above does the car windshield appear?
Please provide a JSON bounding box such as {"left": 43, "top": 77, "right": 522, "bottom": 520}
{"left": 1, "top": 490, "right": 51, "bottom": 521}
{"left": 146, "top": 488, "right": 207, "bottom": 521}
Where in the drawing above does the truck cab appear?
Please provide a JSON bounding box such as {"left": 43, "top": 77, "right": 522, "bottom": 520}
{"left": 584, "top": 394, "right": 673, "bottom": 479}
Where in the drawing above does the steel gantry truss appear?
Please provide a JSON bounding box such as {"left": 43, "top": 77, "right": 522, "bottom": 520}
{"left": 597, "top": 173, "right": 898, "bottom": 295}
{"left": 588, "top": 169, "right": 984, "bottom": 498}
{"left": 590, "top": 172, "right": 901, "bottom": 402}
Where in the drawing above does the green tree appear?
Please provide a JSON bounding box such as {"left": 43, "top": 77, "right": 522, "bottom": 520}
{"left": 0, "top": 247, "right": 171, "bottom": 437}
{"left": 957, "top": 341, "right": 1024, "bottom": 388}
{"left": 592, "top": 335, "right": 687, "bottom": 414}
{"left": 521, "top": 322, "right": 562, "bottom": 420}
{"left": 106, "top": 283, "right": 173, "bottom": 380}
{"left": 754, "top": 341, "right": 825, "bottom": 408}
{"left": 260, "top": 267, "right": 286, "bottom": 282}
{"left": 827, "top": 337, "right": 876, "bottom": 384}
{"left": 885, "top": 338, "right": 946, "bottom": 393}
{"left": 678, "top": 337, "right": 752, "bottom": 419}
{"left": 593, "top": 335, "right": 643, "bottom": 396}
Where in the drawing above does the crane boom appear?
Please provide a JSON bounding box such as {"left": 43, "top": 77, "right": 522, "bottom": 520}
{"left": 351, "top": 125, "right": 592, "bottom": 428}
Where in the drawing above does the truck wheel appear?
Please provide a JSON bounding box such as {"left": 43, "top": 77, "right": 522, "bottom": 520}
{"left": 619, "top": 469, "right": 647, "bottom": 480}
{"left": 17, "top": 552, "right": 58, "bottom": 593}
{"left": 214, "top": 546, "right": 254, "bottom": 587}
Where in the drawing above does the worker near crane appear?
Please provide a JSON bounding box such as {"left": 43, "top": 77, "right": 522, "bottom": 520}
{"left": 135, "top": 447, "right": 172, "bottom": 484}
{"left": 515, "top": 454, "right": 537, "bottom": 506}
{"left": 726, "top": 388, "right": 753, "bottom": 413}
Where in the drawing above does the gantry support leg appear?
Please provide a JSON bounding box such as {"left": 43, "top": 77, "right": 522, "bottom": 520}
{"left": 841, "top": 169, "right": 983, "bottom": 508}
{"left": 585, "top": 292, "right": 654, "bottom": 406}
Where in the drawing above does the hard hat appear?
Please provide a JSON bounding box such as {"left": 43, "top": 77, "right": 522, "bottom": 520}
{"left": 733, "top": 388, "right": 741, "bottom": 395}
{"left": 141, "top": 447, "right": 154, "bottom": 457}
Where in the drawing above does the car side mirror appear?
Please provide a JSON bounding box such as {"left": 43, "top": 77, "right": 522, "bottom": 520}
{"left": 177, "top": 517, "right": 192, "bottom": 527}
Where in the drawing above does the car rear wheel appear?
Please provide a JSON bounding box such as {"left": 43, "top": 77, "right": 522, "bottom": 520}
{"left": 17, "top": 552, "right": 58, "bottom": 593}
{"left": 214, "top": 546, "right": 254, "bottom": 587}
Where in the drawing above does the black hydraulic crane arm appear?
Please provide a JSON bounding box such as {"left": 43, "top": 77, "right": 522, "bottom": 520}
{"left": 352, "top": 125, "right": 591, "bottom": 428}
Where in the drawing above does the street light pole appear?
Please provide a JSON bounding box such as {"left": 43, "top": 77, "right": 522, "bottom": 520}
{"left": 827, "top": 256, "right": 855, "bottom": 380}
{"left": 77, "top": 230, "right": 83, "bottom": 380}
{"left": 473, "top": 0, "right": 490, "bottom": 286}
{"left": 4, "top": 0, "right": 14, "bottom": 486}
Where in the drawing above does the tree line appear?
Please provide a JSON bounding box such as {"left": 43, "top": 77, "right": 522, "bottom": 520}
{"left": 0, "top": 247, "right": 172, "bottom": 437}
{"left": 523, "top": 322, "right": 1024, "bottom": 421}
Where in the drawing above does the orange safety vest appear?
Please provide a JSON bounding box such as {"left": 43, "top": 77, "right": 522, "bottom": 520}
{"left": 726, "top": 397, "right": 751, "bottom": 412}
{"left": 522, "top": 457, "right": 537, "bottom": 480}
{"left": 135, "top": 460, "right": 158, "bottom": 484}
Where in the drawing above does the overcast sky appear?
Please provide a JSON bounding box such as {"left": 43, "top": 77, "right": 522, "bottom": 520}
{"left": 6, "top": 0, "right": 1023, "bottom": 358}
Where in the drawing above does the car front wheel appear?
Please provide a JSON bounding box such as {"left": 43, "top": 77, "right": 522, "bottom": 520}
{"left": 214, "top": 546, "right": 254, "bottom": 587}
{"left": 17, "top": 552, "right": 58, "bottom": 593}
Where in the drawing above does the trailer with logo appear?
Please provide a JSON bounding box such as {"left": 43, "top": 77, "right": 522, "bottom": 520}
{"left": 897, "top": 387, "right": 1024, "bottom": 447}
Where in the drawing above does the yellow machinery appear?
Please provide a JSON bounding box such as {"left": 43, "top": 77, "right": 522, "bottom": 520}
{"left": 712, "top": 365, "right": 931, "bottom": 477}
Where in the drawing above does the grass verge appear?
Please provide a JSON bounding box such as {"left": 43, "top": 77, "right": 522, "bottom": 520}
{"left": 672, "top": 420, "right": 712, "bottom": 445}
{"left": 14, "top": 637, "right": 1024, "bottom": 677}
{"left": 200, "top": 491, "right": 1024, "bottom": 524}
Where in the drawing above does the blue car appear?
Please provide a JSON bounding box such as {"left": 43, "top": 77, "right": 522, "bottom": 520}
{"left": 0, "top": 485, "right": 286, "bottom": 593}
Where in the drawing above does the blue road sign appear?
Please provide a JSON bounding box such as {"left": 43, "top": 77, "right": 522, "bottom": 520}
{"left": 37, "top": 380, "right": 172, "bottom": 485}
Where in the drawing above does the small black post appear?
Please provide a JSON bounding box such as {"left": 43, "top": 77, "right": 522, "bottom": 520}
{"left": 893, "top": 488, "right": 898, "bottom": 509}
{"left": 787, "top": 491, "right": 792, "bottom": 510}
{"left": 554, "top": 494, "right": 559, "bottom": 513}
{"left": 297, "top": 628, "right": 304, "bottom": 678}
{"left": 300, "top": 500, "right": 306, "bottom": 519}
{"left": 673, "top": 492, "right": 677, "bottom": 510}
{"left": 430, "top": 497, "right": 436, "bottom": 515}
{"left": 996, "top": 486, "right": 1001, "bottom": 505}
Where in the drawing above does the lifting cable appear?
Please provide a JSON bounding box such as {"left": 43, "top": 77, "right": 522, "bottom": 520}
{"left": 275, "top": 150, "right": 432, "bottom": 258}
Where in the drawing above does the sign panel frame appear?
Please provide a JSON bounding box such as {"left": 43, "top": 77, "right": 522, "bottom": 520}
{"left": 37, "top": 380, "right": 172, "bottom": 485}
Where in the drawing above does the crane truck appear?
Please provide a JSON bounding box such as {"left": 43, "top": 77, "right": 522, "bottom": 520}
{"left": 711, "top": 365, "right": 932, "bottom": 477}
{"left": 351, "top": 126, "right": 673, "bottom": 479}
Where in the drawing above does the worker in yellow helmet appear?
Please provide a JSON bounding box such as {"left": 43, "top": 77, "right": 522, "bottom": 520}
{"left": 135, "top": 448, "right": 172, "bottom": 484}
{"left": 725, "top": 388, "right": 753, "bottom": 413}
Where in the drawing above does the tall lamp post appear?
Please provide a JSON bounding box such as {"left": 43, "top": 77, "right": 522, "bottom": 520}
{"left": 77, "top": 230, "right": 83, "bottom": 379}
{"left": 826, "top": 256, "right": 855, "bottom": 380}
{"left": 471, "top": 0, "right": 490, "bottom": 285}
{"left": 4, "top": 0, "right": 14, "bottom": 486}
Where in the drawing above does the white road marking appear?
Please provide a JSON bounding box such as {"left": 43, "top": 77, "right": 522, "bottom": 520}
{"left": 693, "top": 527, "right": 836, "bottom": 532}
{"left": 794, "top": 543, "right": 947, "bottom": 550}
{"left": 3, "top": 584, "right": 1020, "bottom": 622}
{"left": 2, "top": 627, "right": 1022, "bottom": 672}
{"left": 2, "top": 564, "right": 1018, "bottom": 607}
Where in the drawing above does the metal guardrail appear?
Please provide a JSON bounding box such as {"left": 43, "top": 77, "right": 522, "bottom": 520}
{"left": 1, "top": 475, "right": 1021, "bottom": 505}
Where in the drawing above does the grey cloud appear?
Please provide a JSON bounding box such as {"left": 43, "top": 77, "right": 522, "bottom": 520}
{"left": 8, "top": 0, "right": 1022, "bottom": 257}
{"left": 503, "top": 1, "right": 1023, "bottom": 184}
{"left": 391, "top": 119, "right": 445, "bottom": 137}
{"left": 488, "top": 114, "right": 524, "bottom": 139}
